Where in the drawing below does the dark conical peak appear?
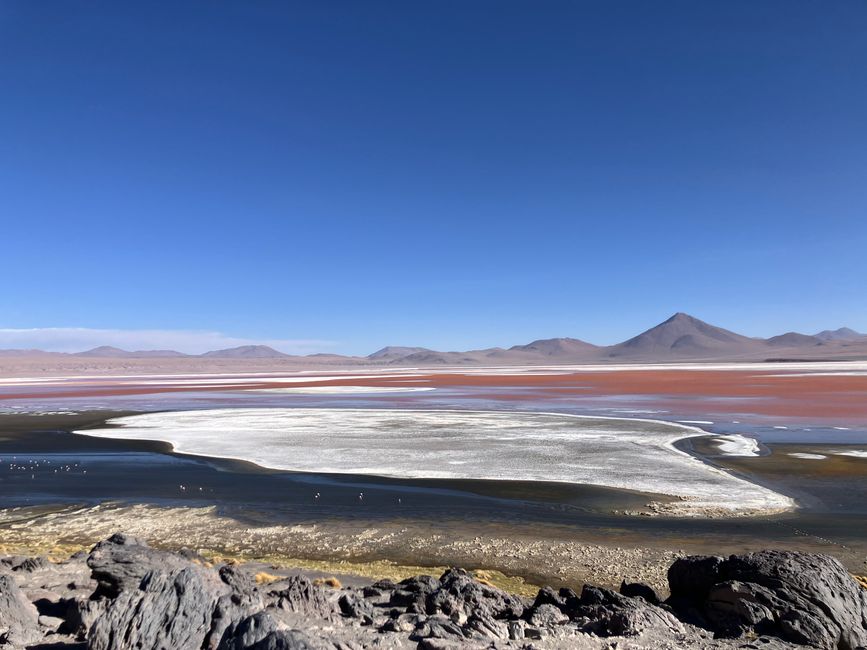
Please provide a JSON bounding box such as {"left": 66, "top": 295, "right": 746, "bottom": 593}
{"left": 664, "top": 312, "right": 700, "bottom": 324}
{"left": 612, "top": 312, "right": 759, "bottom": 356}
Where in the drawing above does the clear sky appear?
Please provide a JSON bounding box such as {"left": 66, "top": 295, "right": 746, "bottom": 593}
{"left": 1, "top": 1, "right": 865, "bottom": 354}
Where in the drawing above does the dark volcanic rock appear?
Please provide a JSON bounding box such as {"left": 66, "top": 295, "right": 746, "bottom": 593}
{"left": 575, "top": 584, "right": 684, "bottom": 637}
{"left": 12, "top": 555, "right": 50, "bottom": 573}
{"left": 218, "top": 611, "right": 325, "bottom": 649}
{"left": 337, "top": 591, "right": 375, "bottom": 619}
{"left": 428, "top": 568, "right": 524, "bottom": 620}
{"left": 668, "top": 554, "right": 726, "bottom": 600}
{"left": 4, "top": 535, "right": 867, "bottom": 649}
{"left": 87, "top": 532, "right": 192, "bottom": 598}
{"left": 88, "top": 566, "right": 229, "bottom": 650}
{"left": 667, "top": 550, "right": 867, "bottom": 649}
{"left": 210, "top": 565, "right": 265, "bottom": 645}
{"left": 410, "top": 613, "right": 467, "bottom": 641}
{"left": 527, "top": 602, "right": 568, "bottom": 627}
{"left": 87, "top": 534, "right": 262, "bottom": 650}
{"left": 0, "top": 574, "right": 41, "bottom": 646}
{"left": 268, "top": 575, "right": 334, "bottom": 620}
{"left": 620, "top": 580, "right": 661, "bottom": 605}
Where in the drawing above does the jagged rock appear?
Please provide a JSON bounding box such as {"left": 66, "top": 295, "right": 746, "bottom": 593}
{"left": 531, "top": 585, "right": 565, "bottom": 610}
{"left": 378, "top": 612, "right": 418, "bottom": 633}
{"left": 88, "top": 566, "right": 229, "bottom": 650}
{"left": 388, "top": 588, "right": 418, "bottom": 607}
{"left": 209, "top": 565, "right": 265, "bottom": 646}
{"left": 528, "top": 602, "right": 568, "bottom": 627}
{"left": 59, "top": 593, "right": 106, "bottom": 636}
{"left": 0, "top": 555, "right": 26, "bottom": 568}
{"left": 370, "top": 578, "right": 396, "bottom": 591}
{"left": 575, "top": 584, "right": 684, "bottom": 637}
{"left": 668, "top": 554, "right": 725, "bottom": 600}
{"left": 0, "top": 574, "right": 41, "bottom": 646}
{"left": 399, "top": 574, "right": 440, "bottom": 594}
{"left": 268, "top": 576, "right": 333, "bottom": 620}
{"left": 218, "top": 610, "right": 278, "bottom": 648}
{"left": 86, "top": 534, "right": 263, "bottom": 650}
{"left": 4, "top": 536, "right": 866, "bottom": 650}
{"left": 218, "top": 611, "right": 324, "bottom": 649}
{"left": 427, "top": 568, "right": 524, "bottom": 621}
{"left": 410, "top": 613, "right": 467, "bottom": 641}
{"left": 530, "top": 585, "right": 582, "bottom": 619}
{"left": 705, "top": 580, "right": 780, "bottom": 635}
{"left": 464, "top": 611, "right": 509, "bottom": 639}
{"left": 667, "top": 550, "right": 867, "bottom": 649}
{"left": 507, "top": 619, "right": 525, "bottom": 640}
{"left": 338, "top": 591, "right": 375, "bottom": 619}
{"left": 13, "top": 556, "right": 49, "bottom": 573}
{"left": 87, "top": 532, "right": 191, "bottom": 598}
{"left": 620, "top": 580, "right": 661, "bottom": 605}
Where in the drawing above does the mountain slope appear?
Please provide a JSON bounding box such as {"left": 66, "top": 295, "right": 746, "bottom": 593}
{"left": 200, "top": 345, "right": 288, "bottom": 359}
{"left": 766, "top": 332, "right": 822, "bottom": 347}
{"left": 815, "top": 327, "right": 865, "bottom": 341}
{"left": 75, "top": 346, "right": 187, "bottom": 358}
{"left": 508, "top": 337, "right": 599, "bottom": 357}
{"left": 368, "top": 346, "right": 433, "bottom": 360}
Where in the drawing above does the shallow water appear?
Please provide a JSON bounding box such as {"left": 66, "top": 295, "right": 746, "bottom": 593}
{"left": 1, "top": 366, "right": 866, "bottom": 575}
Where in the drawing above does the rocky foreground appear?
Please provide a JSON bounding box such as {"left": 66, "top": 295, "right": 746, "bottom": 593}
{"left": 0, "top": 535, "right": 865, "bottom": 649}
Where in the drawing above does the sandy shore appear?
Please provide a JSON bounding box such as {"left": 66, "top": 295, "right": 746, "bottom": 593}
{"left": 3, "top": 501, "right": 866, "bottom": 599}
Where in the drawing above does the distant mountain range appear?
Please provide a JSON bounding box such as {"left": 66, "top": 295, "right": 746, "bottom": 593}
{"left": 1, "top": 313, "right": 866, "bottom": 365}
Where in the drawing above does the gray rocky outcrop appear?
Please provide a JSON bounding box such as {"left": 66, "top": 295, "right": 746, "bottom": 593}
{"left": 0, "top": 574, "right": 41, "bottom": 646}
{"left": 0, "top": 535, "right": 864, "bottom": 649}
{"left": 666, "top": 550, "right": 867, "bottom": 649}
{"left": 86, "top": 534, "right": 262, "bottom": 650}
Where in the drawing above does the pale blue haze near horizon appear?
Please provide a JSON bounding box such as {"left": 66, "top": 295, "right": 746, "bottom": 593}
{"left": 1, "top": 1, "right": 865, "bottom": 355}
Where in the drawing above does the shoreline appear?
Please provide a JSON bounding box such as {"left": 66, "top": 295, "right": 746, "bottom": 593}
{"left": 2, "top": 499, "right": 867, "bottom": 597}
{"left": 2, "top": 409, "right": 867, "bottom": 595}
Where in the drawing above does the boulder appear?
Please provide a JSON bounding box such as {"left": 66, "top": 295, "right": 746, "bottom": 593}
{"left": 619, "top": 580, "right": 661, "bottom": 605}
{"left": 667, "top": 550, "right": 867, "bottom": 649}
{"left": 0, "top": 574, "right": 41, "bottom": 646}
{"left": 429, "top": 568, "right": 524, "bottom": 620}
{"left": 267, "top": 575, "right": 333, "bottom": 620}
{"left": 527, "top": 602, "right": 568, "bottom": 627}
{"left": 575, "top": 584, "right": 684, "bottom": 637}
{"left": 87, "top": 532, "right": 192, "bottom": 598}
{"left": 88, "top": 566, "right": 229, "bottom": 650}
{"left": 410, "top": 613, "right": 467, "bottom": 641}
{"left": 337, "top": 591, "right": 375, "bottom": 619}
{"left": 218, "top": 611, "right": 324, "bottom": 649}
{"left": 87, "top": 536, "right": 263, "bottom": 650}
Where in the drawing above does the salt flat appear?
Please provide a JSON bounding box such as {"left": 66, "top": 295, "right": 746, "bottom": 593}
{"left": 75, "top": 408, "right": 794, "bottom": 516}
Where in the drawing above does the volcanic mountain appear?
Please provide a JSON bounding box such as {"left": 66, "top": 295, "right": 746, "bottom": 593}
{"left": 604, "top": 312, "right": 766, "bottom": 360}
{"left": 3, "top": 313, "right": 867, "bottom": 367}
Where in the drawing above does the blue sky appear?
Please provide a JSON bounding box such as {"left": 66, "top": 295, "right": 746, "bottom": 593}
{"left": 1, "top": 1, "right": 865, "bottom": 354}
